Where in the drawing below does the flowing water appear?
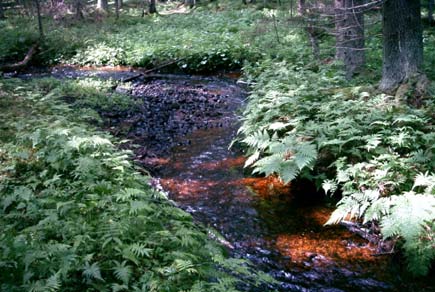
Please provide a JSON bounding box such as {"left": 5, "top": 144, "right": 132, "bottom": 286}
{"left": 11, "top": 66, "right": 433, "bottom": 292}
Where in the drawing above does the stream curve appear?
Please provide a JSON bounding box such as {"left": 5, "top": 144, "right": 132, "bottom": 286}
{"left": 12, "top": 66, "right": 432, "bottom": 292}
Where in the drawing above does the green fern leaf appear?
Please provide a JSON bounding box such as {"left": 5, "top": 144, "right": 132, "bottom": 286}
{"left": 83, "top": 262, "right": 104, "bottom": 281}
{"left": 113, "top": 261, "right": 132, "bottom": 284}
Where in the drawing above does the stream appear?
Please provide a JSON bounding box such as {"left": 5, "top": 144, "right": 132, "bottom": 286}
{"left": 11, "top": 66, "right": 433, "bottom": 292}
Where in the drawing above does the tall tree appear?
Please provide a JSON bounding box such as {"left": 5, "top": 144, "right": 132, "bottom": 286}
{"left": 97, "top": 0, "right": 108, "bottom": 11}
{"left": 335, "top": 0, "right": 365, "bottom": 79}
{"left": 0, "top": 0, "right": 5, "bottom": 19}
{"left": 34, "top": 0, "right": 44, "bottom": 39}
{"left": 379, "top": 0, "right": 423, "bottom": 92}
{"left": 149, "top": 0, "right": 157, "bottom": 13}
{"left": 115, "top": 0, "right": 119, "bottom": 19}
{"left": 298, "top": 0, "right": 320, "bottom": 59}
{"left": 75, "top": 0, "right": 84, "bottom": 19}
{"left": 185, "top": 0, "right": 195, "bottom": 8}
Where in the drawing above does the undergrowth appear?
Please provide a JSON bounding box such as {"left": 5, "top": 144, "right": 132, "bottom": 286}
{"left": 0, "top": 78, "right": 273, "bottom": 291}
{"left": 0, "top": 8, "right": 304, "bottom": 72}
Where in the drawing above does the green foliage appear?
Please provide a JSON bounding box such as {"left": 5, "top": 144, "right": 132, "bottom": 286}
{"left": 239, "top": 61, "right": 345, "bottom": 183}
{"left": 238, "top": 60, "right": 435, "bottom": 276}
{"left": 0, "top": 7, "right": 309, "bottom": 73}
{"left": 55, "top": 78, "right": 140, "bottom": 112}
{"left": 0, "top": 78, "right": 271, "bottom": 291}
{"left": 0, "top": 19, "right": 39, "bottom": 64}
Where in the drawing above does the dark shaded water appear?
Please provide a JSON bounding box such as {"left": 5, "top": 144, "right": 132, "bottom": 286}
{"left": 13, "top": 66, "right": 433, "bottom": 292}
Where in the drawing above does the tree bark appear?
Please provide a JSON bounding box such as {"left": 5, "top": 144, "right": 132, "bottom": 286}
{"left": 97, "top": 0, "right": 108, "bottom": 11}
{"left": 34, "top": 0, "right": 44, "bottom": 39}
{"left": 379, "top": 0, "right": 423, "bottom": 93}
{"left": 75, "top": 0, "right": 84, "bottom": 20}
{"left": 335, "top": 0, "right": 365, "bottom": 79}
{"left": 185, "top": 0, "right": 195, "bottom": 8}
{"left": 149, "top": 0, "right": 157, "bottom": 14}
{"left": 298, "top": 0, "right": 320, "bottom": 59}
{"left": 0, "top": 0, "right": 5, "bottom": 19}
{"left": 115, "top": 0, "right": 119, "bottom": 19}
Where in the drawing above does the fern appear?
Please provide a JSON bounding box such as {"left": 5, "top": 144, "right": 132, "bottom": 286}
{"left": 113, "top": 261, "right": 132, "bottom": 284}
{"left": 0, "top": 78, "right": 273, "bottom": 291}
{"left": 128, "top": 243, "right": 153, "bottom": 258}
{"left": 83, "top": 262, "right": 104, "bottom": 282}
{"left": 239, "top": 61, "right": 435, "bottom": 276}
{"left": 381, "top": 192, "right": 435, "bottom": 276}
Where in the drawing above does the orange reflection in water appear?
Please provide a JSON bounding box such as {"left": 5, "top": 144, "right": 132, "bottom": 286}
{"left": 241, "top": 175, "right": 291, "bottom": 198}
{"left": 198, "top": 156, "right": 245, "bottom": 171}
{"left": 160, "top": 178, "right": 220, "bottom": 198}
{"left": 156, "top": 123, "right": 391, "bottom": 279}
{"left": 272, "top": 205, "right": 391, "bottom": 278}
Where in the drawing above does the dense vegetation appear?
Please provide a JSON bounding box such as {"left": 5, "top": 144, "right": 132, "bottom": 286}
{"left": 1, "top": 0, "right": 434, "bottom": 290}
{"left": 240, "top": 62, "right": 435, "bottom": 276}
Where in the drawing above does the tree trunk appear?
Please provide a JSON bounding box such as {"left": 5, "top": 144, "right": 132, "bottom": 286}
{"left": 185, "top": 0, "right": 195, "bottom": 8}
{"left": 97, "top": 0, "right": 108, "bottom": 11}
{"left": 34, "top": 0, "right": 44, "bottom": 39}
{"left": 75, "top": 0, "right": 84, "bottom": 19}
{"left": 298, "top": 0, "right": 320, "bottom": 59}
{"left": 429, "top": 0, "right": 434, "bottom": 24}
{"left": 141, "top": 0, "right": 146, "bottom": 17}
{"left": 379, "top": 0, "right": 423, "bottom": 93}
{"left": 335, "top": 0, "right": 365, "bottom": 79}
{"left": 297, "top": 0, "right": 304, "bottom": 15}
{"left": 149, "top": 0, "right": 157, "bottom": 13}
{"left": 115, "top": 0, "right": 119, "bottom": 19}
{"left": 0, "top": 0, "right": 5, "bottom": 19}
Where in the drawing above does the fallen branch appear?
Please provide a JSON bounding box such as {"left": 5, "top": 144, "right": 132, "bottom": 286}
{"left": 0, "top": 43, "right": 39, "bottom": 73}
{"left": 121, "top": 57, "right": 188, "bottom": 83}
{"left": 339, "top": 220, "right": 380, "bottom": 244}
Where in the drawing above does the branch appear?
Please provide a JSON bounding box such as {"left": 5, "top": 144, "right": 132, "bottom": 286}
{"left": 0, "top": 43, "right": 39, "bottom": 73}
{"left": 121, "top": 57, "right": 188, "bottom": 83}
{"left": 334, "top": 0, "right": 384, "bottom": 13}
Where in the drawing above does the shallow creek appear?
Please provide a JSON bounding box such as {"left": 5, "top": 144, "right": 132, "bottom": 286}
{"left": 13, "top": 66, "right": 432, "bottom": 291}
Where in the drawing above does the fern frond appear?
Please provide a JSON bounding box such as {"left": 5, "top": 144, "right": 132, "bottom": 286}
{"left": 83, "top": 262, "right": 104, "bottom": 281}
{"left": 128, "top": 243, "right": 153, "bottom": 258}
{"left": 242, "top": 130, "right": 270, "bottom": 150}
{"left": 113, "top": 261, "right": 132, "bottom": 284}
